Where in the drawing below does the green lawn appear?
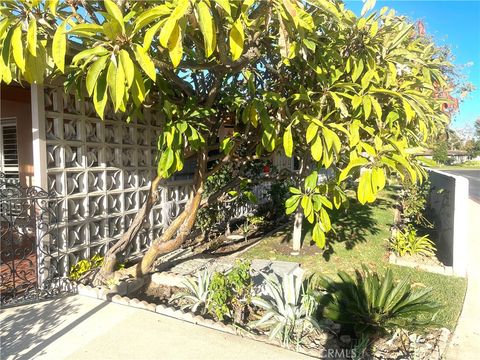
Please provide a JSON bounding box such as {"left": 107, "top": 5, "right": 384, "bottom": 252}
{"left": 418, "top": 156, "right": 480, "bottom": 169}
{"left": 242, "top": 189, "right": 467, "bottom": 330}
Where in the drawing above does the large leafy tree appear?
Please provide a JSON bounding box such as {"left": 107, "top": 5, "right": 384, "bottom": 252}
{"left": 0, "top": 0, "right": 457, "bottom": 281}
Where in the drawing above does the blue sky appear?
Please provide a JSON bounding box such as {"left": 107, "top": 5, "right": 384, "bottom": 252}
{"left": 345, "top": 0, "right": 480, "bottom": 131}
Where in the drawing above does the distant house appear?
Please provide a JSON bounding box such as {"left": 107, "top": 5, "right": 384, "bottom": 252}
{"left": 413, "top": 148, "right": 469, "bottom": 164}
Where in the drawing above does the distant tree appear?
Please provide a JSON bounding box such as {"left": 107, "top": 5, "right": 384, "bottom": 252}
{"left": 432, "top": 143, "right": 450, "bottom": 165}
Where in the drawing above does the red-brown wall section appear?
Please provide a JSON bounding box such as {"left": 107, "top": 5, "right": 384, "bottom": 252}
{"left": 0, "top": 83, "right": 34, "bottom": 186}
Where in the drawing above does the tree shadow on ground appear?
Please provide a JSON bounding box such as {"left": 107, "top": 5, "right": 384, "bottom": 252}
{"left": 321, "top": 201, "right": 382, "bottom": 261}
{"left": 0, "top": 295, "right": 105, "bottom": 359}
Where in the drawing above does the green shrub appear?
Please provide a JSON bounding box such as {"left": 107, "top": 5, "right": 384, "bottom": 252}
{"left": 69, "top": 254, "right": 104, "bottom": 281}
{"left": 207, "top": 260, "right": 253, "bottom": 322}
{"left": 318, "top": 266, "right": 441, "bottom": 337}
{"left": 432, "top": 143, "right": 451, "bottom": 165}
{"left": 391, "top": 225, "right": 436, "bottom": 257}
{"left": 250, "top": 272, "right": 321, "bottom": 347}
{"left": 399, "top": 180, "right": 433, "bottom": 228}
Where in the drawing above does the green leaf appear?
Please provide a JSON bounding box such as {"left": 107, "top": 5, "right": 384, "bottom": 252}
{"left": 72, "top": 47, "right": 109, "bottom": 65}
{"left": 339, "top": 157, "right": 369, "bottom": 182}
{"left": 352, "top": 59, "right": 364, "bottom": 82}
{"left": 27, "top": 18, "right": 37, "bottom": 56}
{"left": 119, "top": 49, "right": 134, "bottom": 87}
{"left": 229, "top": 19, "right": 244, "bottom": 61}
{"left": 305, "top": 171, "right": 318, "bottom": 190}
{"left": 1, "top": 26, "right": 13, "bottom": 70}
{"left": 131, "top": 67, "right": 146, "bottom": 106}
{"left": 306, "top": 122, "right": 318, "bottom": 144}
{"left": 104, "top": 0, "right": 125, "bottom": 32}
{"left": 283, "top": 126, "right": 293, "bottom": 157}
{"left": 107, "top": 58, "right": 125, "bottom": 112}
{"left": 11, "top": 25, "right": 25, "bottom": 72}
{"left": 197, "top": 1, "right": 216, "bottom": 57}
{"left": 363, "top": 95, "right": 372, "bottom": 120}
{"left": 134, "top": 44, "right": 156, "bottom": 81}
{"left": 52, "top": 20, "right": 67, "bottom": 73}
{"left": 86, "top": 55, "right": 109, "bottom": 96}
{"left": 47, "top": 0, "right": 59, "bottom": 16}
{"left": 133, "top": 5, "right": 170, "bottom": 33}
{"left": 160, "top": 0, "right": 190, "bottom": 48}
{"left": 319, "top": 207, "right": 331, "bottom": 232}
{"left": 93, "top": 70, "right": 108, "bottom": 119}
{"left": 312, "top": 223, "right": 326, "bottom": 248}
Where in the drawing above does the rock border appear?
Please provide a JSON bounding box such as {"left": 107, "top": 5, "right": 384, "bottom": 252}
{"left": 388, "top": 252, "right": 454, "bottom": 276}
{"left": 76, "top": 281, "right": 321, "bottom": 358}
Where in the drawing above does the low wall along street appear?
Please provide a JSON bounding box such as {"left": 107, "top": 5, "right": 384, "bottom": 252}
{"left": 427, "top": 169, "right": 469, "bottom": 277}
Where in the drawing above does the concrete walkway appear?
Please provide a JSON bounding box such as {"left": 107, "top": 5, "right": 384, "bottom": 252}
{"left": 446, "top": 199, "right": 480, "bottom": 359}
{"left": 0, "top": 295, "right": 311, "bottom": 360}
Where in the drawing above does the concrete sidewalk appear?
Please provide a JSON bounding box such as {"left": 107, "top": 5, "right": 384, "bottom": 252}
{"left": 0, "top": 295, "right": 312, "bottom": 360}
{"left": 446, "top": 199, "right": 480, "bottom": 359}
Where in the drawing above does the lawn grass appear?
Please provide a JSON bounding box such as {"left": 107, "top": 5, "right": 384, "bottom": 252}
{"left": 418, "top": 156, "right": 480, "bottom": 170}
{"left": 241, "top": 188, "right": 467, "bottom": 330}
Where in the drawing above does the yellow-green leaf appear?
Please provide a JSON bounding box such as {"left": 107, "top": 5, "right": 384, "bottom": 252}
{"left": 107, "top": 59, "right": 125, "bottom": 112}
{"left": 358, "top": 169, "right": 374, "bottom": 204}
{"left": 119, "top": 49, "right": 134, "bottom": 87}
{"left": 167, "top": 23, "right": 183, "bottom": 68}
{"left": 131, "top": 67, "right": 146, "bottom": 106}
{"left": 27, "top": 18, "right": 37, "bottom": 56}
{"left": 229, "top": 19, "right": 244, "bottom": 61}
{"left": 47, "top": 0, "right": 59, "bottom": 16}
{"left": 11, "top": 25, "right": 25, "bottom": 72}
{"left": 104, "top": 0, "right": 125, "bottom": 32}
{"left": 134, "top": 44, "right": 156, "bottom": 81}
{"left": 283, "top": 126, "right": 293, "bottom": 157}
{"left": 214, "top": 0, "right": 231, "bottom": 15}
{"left": 306, "top": 122, "right": 318, "bottom": 144}
{"left": 196, "top": 1, "right": 216, "bottom": 57}
{"left": 52, "top": 20, "right": 67, "bottom": 73}
{"left": 159, "top": 0, "right": 190, "bottom": 48}
{"left": 311, "top": 135, "right": 323, "bottom": 161}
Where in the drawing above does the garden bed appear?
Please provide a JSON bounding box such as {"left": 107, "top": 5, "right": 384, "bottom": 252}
{"left": 76, "top": 270, "right": 452, "bottom": 360}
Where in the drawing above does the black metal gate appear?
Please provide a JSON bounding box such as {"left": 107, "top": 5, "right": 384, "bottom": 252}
{"left": 0, "top": 172, "right": 73, "bottom": 306}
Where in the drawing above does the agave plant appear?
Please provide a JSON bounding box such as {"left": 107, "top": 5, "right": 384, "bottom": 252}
{"left": 250, "top": 272, "right": 321, "bottom": 347}
{"left": 318, "top": 266, "right": 441, "bottom": 337}
{"left": 170, "top": 269, "right": 212, "bottom": 314}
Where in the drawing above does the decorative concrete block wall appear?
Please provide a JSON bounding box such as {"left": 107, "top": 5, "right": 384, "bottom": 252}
{"left": 39, "top": 87, "right": 192, "bottom": 275}
{"left": 427, "top": 169, "right": 469, "bottom": 277}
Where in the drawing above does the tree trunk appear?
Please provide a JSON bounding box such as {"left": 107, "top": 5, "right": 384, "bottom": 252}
{"left": 291, "top": 209, "right": 303, "bottom": 255}
{"left": 96, "top": 176, "right": 162, "bottom": 282}
{"left": 128, "top": 148, "right": 208, "bottom": 278}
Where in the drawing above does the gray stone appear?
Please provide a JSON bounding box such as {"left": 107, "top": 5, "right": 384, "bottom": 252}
{"left": 126, "top": 278, "right": 144, "bottom": 294}
{"left": 339, "top": 335, "right": 351, "bottom": 344}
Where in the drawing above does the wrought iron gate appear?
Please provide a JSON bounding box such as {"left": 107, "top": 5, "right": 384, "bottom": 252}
{"left": 0, "top": 172, "right": 73, "bottom": 306}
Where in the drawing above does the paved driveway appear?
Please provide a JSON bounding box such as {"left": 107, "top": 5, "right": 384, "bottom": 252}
{"left": 443, "top": 170, "right": 480, "bottom": 202}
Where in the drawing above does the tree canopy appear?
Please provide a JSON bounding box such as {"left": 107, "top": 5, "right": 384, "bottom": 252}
{"left": 0, "top": 0, "right": 459, "bottom": 276}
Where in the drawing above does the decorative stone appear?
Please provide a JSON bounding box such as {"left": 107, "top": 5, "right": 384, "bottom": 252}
{"left": 146, "top": 303, "right": 156, "bottom": 312}
{"left": 111, "top": 294, "right": 122, "bottom": 303}
{"left": 339, "top": 335, "right": 351, "bottom": 344}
